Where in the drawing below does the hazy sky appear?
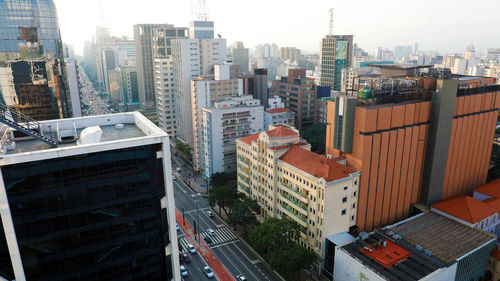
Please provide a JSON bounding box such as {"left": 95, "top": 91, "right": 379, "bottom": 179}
{"left": 54, "top": 0, "right": 500, "bottom": 56}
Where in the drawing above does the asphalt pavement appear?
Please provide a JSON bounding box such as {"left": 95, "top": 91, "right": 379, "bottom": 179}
{"left": 171, "top": 160, "right": 284, "bottom": 281}
{"left": 177, "top": 227, "right": 217, "bottom": 280}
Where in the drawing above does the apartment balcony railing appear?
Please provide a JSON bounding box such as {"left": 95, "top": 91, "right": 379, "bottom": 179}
{"left": 279, "top": 202, "right": 307, "bottom": 224}
{"left": 238, "top": 174, "right": 251, "bottom": 185}
{"left": 279, "top": 192, "right": 308, "bottom": 214}
{"left": 238, "top": 156, "right": 250, "bottom": 166}
{"left": 238, "top": 182, "right": 251, "bottom": 194}
{"left": 280, "top": 181, "right": 308, "bottom": 201}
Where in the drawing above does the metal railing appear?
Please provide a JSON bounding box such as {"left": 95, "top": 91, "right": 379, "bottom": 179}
{"left": 0, "top": 103, "right": 57, "bottom": 147}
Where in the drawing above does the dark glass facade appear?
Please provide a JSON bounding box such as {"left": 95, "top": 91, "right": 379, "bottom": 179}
{"left": 0, "top": 144, "right": 172, "bottom": 281}
{"left": 0, "top": 0, "right": 64, "bottom": 58}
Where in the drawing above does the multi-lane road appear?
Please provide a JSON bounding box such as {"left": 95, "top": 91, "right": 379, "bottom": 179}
{"left": 171, "top": 159, "right": 283, "bottom": 281}
{"left": 78, "top": 64, "right": 111, "bottom": 116}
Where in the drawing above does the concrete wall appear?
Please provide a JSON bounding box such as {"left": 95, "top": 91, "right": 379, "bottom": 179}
{"left": 333, "top": 248, "right": 386, "bottom": 281}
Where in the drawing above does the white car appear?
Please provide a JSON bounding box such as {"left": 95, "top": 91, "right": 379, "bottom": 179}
{"left": 176, "top": 167, "right": 181, "bottom": 172}
{"left": 180, "top": 265, "right": 188, "bottom": 277}
{"left": 172, "top": 175, "right": 176, "bottom": 180}
{"left": 237, "top": 275, "right": 247, "bottom": 281}
{"left": 188, "top": 244, "right": 196, "bottom": 254}
{"left": 207, "top": 229, "right": 215, "bottom": 236}
{"left": 204, "top": 266, "right": 214, "bottom": 278}
{"left": 176, "top": 224, "right": 180, "bottom": 231}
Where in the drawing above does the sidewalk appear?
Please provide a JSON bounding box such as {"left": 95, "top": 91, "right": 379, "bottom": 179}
{"left": 175, "top": 208, "right": 234, "bottom": 281}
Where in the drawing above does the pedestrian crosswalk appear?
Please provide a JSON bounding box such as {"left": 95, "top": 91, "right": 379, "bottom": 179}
{"left": 200, "top": 227, "right": 238, "bottom": 245}
{"left": 177, "top": 227, "right": 238, "bottom": 253}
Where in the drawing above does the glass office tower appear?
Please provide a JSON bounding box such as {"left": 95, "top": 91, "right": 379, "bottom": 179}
{"left": 0, "top": 0, "right": 64, "bottom": 59}
{"left": 0, "top": 113, "right": 180, "bottom": 281}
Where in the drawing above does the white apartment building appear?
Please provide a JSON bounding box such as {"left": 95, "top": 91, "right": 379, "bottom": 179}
{"left": 236, "top": 125, "right": 360, "bottom": 256}
{"left": 154, "top": 57, "right": 177, "bottom": 137}
{"left": 267, "top": 96, "right": 285, "bottom": 109}
{"left": 191, "top": 65, "right": 243, "bottom": 171}
{"left": 200, "top": 96, "right": 263, "bottom": 180}
{"left": 172, "top": 37, "right": 227, "bottom": 146}
{"left": 264, "top": 108, "right": 295, "bottom": 130}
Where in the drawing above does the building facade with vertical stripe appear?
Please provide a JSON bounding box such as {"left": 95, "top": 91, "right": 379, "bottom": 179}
{"left": 325, "top": 68, "right": 500, "bottom": 231}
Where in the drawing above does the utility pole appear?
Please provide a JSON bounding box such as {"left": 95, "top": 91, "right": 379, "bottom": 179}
{"left": 182, "top": 208, "right": 185, "bottom": 226}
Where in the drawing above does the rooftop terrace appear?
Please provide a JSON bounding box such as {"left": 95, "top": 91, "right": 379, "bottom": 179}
{"left": 0, "top": 112, "right": 167, "bottom": 165}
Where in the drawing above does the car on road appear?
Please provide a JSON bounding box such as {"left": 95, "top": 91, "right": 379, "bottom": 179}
{"left": 172, "top": 175, "right": 176, "bottom": 180}
{"left": 188, "top": 244, "right": 196, "bottom": 254}
{"left": 180, "top": 265, "right": 188, "bottom": 277}
{"left": 183, "top": 253, "right": 191, "bottom": 263}
{"left": 207, "top": 229, "right": 215, "bottom": 236}
{"left": 203, "top": 236, "right": 213, "bottom": 244}
{"left": 176, "top": 224, "right": 180, "bottom": 231}
{"left": 176, "top": 167, "right": 181, "bottom": 172}
{"left": 237, "top": 275, "right": 247, "bottom": 281}
{"left": 206, "top": 211, "right": 214, "bottom": 218}
{"left": 204, "top": 266, "right": 214, "bottom": 278}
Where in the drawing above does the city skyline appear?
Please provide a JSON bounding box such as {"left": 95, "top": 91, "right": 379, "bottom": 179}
{"left": 55, "top": 0, "right": 500, "bottom": 56}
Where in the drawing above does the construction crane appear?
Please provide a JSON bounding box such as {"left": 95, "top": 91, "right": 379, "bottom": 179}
{"left": 329, "top": 8, "right": 334, "bottom": 35}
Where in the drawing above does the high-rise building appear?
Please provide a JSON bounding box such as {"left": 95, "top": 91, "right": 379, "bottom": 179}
{"left": 0, "top": 0, "right": 72, "bottom": 119}
{"left": 65, "top": 61, "right": 83, "bottom": 117}
{"left": 279, "top": 47, "right": 301, "bottom": 61}
{"left": 189, "top": 21, "right": 214, "bottom": 39}
{"left": 201, "top": 95, "right": 263, "bottom": 180}
{"left": 242, "top": 68, "right": 269, "bottom": 107}
{"left": 231, "top": 42, "right": 249, "bottom": 73}
{"left": 236, "top": 125, "right": 360, "bottom": 258}
{"left": 117, "top": 65, "right": 140, "bottom": 110}
{"left": 486, "top": 48, "right": 500, "bottom": 63}
{"left": 171, "top": 31, "right": 228, "bottom": 146}
{"left": 271, "top": 69, "right": 316, "bottom": 130}
{"left": 320, "top": 35, "right": 354, "bottom": 91}
{"left": 190, "top": 65, "right": 243, "bottom": 171}
{"left": 325, "top": 66, "right": 500, "bottom": 231}
{"left": 100, "top": 48, "right": 117, "bottom": 93}
{"left": 0, "top": 112, "right": 180, "bottom": 281}
{"left": 113, "top": 37, "right": 136, "bottom": 66}
{"left": 134, "top": 24, "right": 187, "bottom": 109}
{"left": 394, "top": 45, "right": 413, "bottom": 60}
{"left": 154, "top": 57, "right": 177, "bottom": 137}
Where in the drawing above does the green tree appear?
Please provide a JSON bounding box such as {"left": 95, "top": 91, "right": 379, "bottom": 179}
{"left": 208, "top": 185, "right": 241, "bottom": 216}
{"left": 210, "top": 172, "right": 237, "bottom": 187}
{"left": 300, "top": 123, "right": 327, "bottom": 154}
{"left": 175, "top": 142, "right": 192, "bottom": 159}
{"left": 226, "top": 197, "right": 260, "bottom": 234}
{"left": 249, "top": 218, "right": 316, "bottom": 281}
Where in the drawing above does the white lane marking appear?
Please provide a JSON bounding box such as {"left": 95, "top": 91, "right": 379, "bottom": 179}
{"left": 224, "top": 244, "right": 261, "bottom": 281}
{"left": 173, "top": 179, "right": 187, "bottom": 193}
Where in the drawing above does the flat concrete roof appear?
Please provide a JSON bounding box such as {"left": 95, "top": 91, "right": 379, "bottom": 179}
{"left": 0, "top": 112, "right": 168, "bottom": 166}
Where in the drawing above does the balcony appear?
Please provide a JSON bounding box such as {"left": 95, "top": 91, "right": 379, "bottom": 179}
{"left": 280, "top": 181, "right": 308, "bottom": 201}
{"left": 238, "top": 156, "right": 250, "bottom": 166}
{"left": 279, "top": 192, "right": 308, "bottom": 214}
{"left": 279, "top": 203, "right": 307, "bottom": 226}
{"left": 238, "top": 182, "right": 251, "bottom": 194}
{"left": 238, "top": 174, "right": 251, "bottom": 185}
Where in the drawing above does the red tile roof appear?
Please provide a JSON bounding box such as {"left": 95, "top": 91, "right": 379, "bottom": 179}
{"left": 266, "top": 125, "right": 297, "bottom": 138}
{"left": 484, "top": 197, "right": 500, "bottom": 212}
{"left": 238, "top": 133, "right": 259, "bottom": 145}
{"left": 475, "top": 179, "right": 500, "bottom": 198}
{"left": 279, "top": 146, "right": 356, "bottom": 182}
{"left": 266, "top": 108, "right": 291, "bottom": 114}
{"left": 431, "top": 195, "right": 497, "bottom": 224}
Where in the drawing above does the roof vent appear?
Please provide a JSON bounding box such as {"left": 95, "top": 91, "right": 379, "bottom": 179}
{"left": 79, "top": 126, "right": 102, "bottom": 145}
{"left": 359, "top": 232, "right": 369, "bottom": 240}
{"left": 424, "top": 249, "right": 432, "bottom": 256}
{"left": 115, "top": 123, "right": 125, "bottom": 130}
{"left": 415, "top": 245, "right": 423, "bottom": 251}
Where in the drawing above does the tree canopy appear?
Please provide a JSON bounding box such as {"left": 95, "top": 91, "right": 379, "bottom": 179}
{"left": 175, "top": 142, "right": 192, "bottom": 159}
{"left": 226, "top": 197, "right": 260, "bottom": 234}
{"left": 249, "top": 218, "right": 316, "bottom": 280}
{"left": 208, "top": 184, "right": 241, "bottom": 216}
{"left": 300, "top": 123, "right": 327, "bottom": 154}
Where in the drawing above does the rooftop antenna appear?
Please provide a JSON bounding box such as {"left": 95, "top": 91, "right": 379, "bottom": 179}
{"left": 193, "top": 0, "right": 210, "bottom": 21}
{"left": 328, "top": 8, "right": 334, "bottom": 35}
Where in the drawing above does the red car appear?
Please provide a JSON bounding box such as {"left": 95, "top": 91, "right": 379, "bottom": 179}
{"left": 183, "top": 253, "right": 191, "bottom": 263}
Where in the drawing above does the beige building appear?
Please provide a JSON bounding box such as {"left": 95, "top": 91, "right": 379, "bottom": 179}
{"left": 236, "top": 125, "right": 360, "bottom": 257}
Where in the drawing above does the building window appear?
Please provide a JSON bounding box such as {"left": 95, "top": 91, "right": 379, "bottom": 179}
{"left": 351, "top": 215, "right": 355, "bottom": 221}
{"left": 344, "top": 186, "right": 348, "bottom": 190}
{"left": 342, "top": 197, "right": 347, "bottom": 203}
{"left": 353, "top": 191, "right": 357, "bottom": 197}
{"left": 341, "top": 209, "right": 346, "bottom": 215}
{"left": 352, "top": 203, "right": 356, "bottom": 209}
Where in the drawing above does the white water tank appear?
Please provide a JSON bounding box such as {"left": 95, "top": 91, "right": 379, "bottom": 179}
{"left": 79, "top": 126, "right": 102, "bottom": 145}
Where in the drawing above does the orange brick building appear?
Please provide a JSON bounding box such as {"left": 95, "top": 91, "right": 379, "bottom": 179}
{"left": 325, "top": 70, "right": 500, "bottom": 231}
